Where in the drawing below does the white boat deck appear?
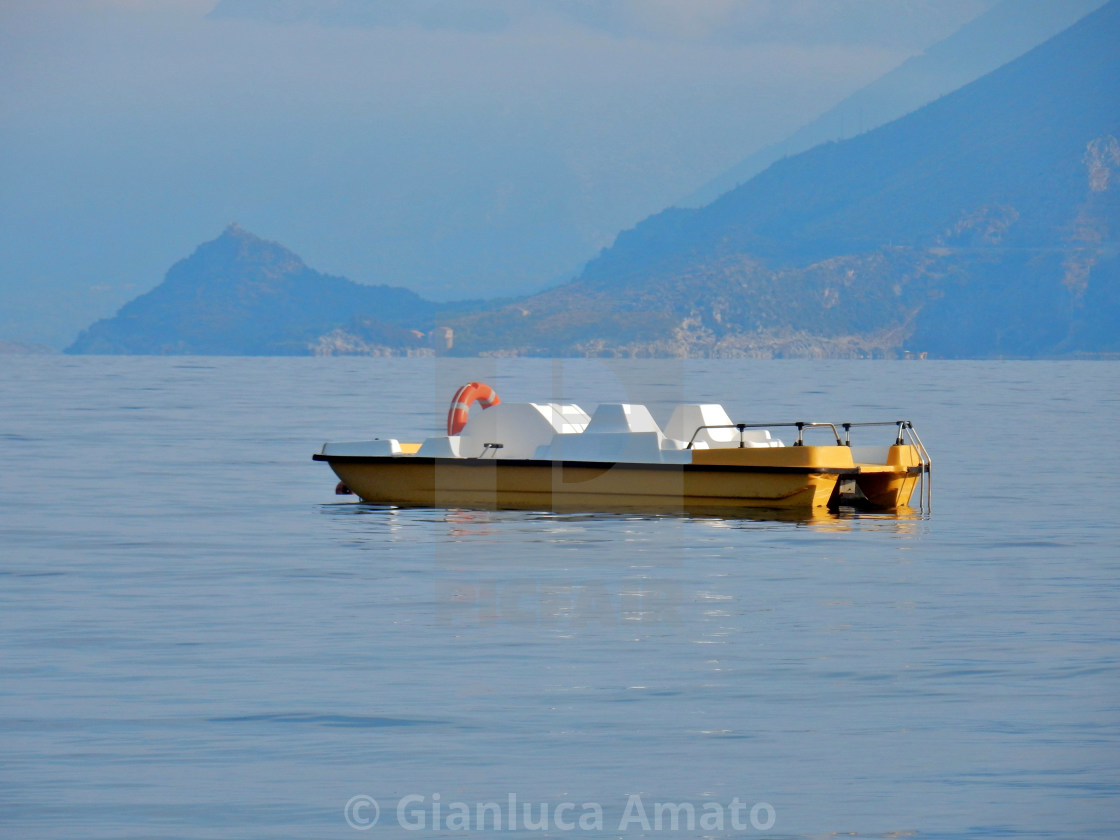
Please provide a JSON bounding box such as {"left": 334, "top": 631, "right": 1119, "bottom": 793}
{"left": 322, "top": 403, "right": 787, "bottom": 465}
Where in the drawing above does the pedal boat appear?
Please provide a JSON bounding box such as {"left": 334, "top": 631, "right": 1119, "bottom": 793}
{"left": 313, "top": 383, "right": 930, "bottom": 514}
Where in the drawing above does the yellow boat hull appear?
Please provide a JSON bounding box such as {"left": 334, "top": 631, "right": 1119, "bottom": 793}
{"left": 314, "top": 445, "right": 923, "bottom": 513}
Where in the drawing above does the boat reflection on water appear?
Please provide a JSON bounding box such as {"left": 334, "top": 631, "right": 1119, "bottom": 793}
{"left": 691, "top": 504, "right": 928, "bottom": 534}
{"left": 322, "top": 500, "right": 928, "bottom": 536}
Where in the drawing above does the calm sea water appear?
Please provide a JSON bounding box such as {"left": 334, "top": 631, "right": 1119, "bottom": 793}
{"left": 2, "top": 357, "right": 1118, "bottom": 839}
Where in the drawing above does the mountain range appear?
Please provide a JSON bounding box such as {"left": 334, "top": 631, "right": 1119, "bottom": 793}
{"left": 65, "top": 0, "right": 1120, "bottom": 358}
{"left": 448, "top": 0, "right": 1120, "bottom": 358}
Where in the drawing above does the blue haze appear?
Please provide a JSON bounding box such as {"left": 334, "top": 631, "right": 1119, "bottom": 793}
{"left": 0, "top": 0, "right": 1010, "bottom": 347}
{"left": 682, "top": 0, "right": 1109, "bottom": 207}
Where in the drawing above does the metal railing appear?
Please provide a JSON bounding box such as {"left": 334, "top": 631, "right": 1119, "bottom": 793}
{"left": 685, "top": 420, "right": 932, "bottom": 511}
{"left": 842, "top": 421, "right": 932, "bottom": 511}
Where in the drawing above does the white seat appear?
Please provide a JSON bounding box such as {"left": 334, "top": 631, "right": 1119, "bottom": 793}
{"left": 534, "top": 403, "right": 673, "bottom": 463}
{"left": 849, "top": 445, "right": 891, "bottom": 465}
{"left": 740, "top": 430, "right": 783, "bottom": 447}
{"left": 664, "top": 404, "right": 737, "bottom": 447}
{"left": 320, "top": 439, "right": 402, "bottom": 457}
{"left": 664, "top": 404, "right": 785, "bottom": 448}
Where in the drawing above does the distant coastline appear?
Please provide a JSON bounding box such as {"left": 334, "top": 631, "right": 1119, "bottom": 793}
{"left": 0, "top": 340, "right": 58, "bottom": 355}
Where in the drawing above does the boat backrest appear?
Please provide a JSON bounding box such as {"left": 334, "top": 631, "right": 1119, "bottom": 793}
{"left": 458, "top": 402, "right": 589, "bottom": 459}
{"left": 416, "top": 436, "right": 461, "bottom": 458}
{"left": 584, "top": 403, "right": 662, "bottom": 434}
{"left": 663, "top": 405, "right": 786, "bottom": 447}
{"left": 549, "top": 403, "right": 592, "bottom": 433}
{"left": 663, "top": 404, "right": 736, "bottom": 446}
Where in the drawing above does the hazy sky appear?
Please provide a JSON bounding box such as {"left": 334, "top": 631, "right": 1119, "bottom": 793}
{"left": 2, "top": 0, "right": 1006, "bottom": 346}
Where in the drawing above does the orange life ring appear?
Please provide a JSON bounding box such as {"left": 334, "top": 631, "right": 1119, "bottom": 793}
{"left": 446, "top": 382, "right": 501, "bottom": 436}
